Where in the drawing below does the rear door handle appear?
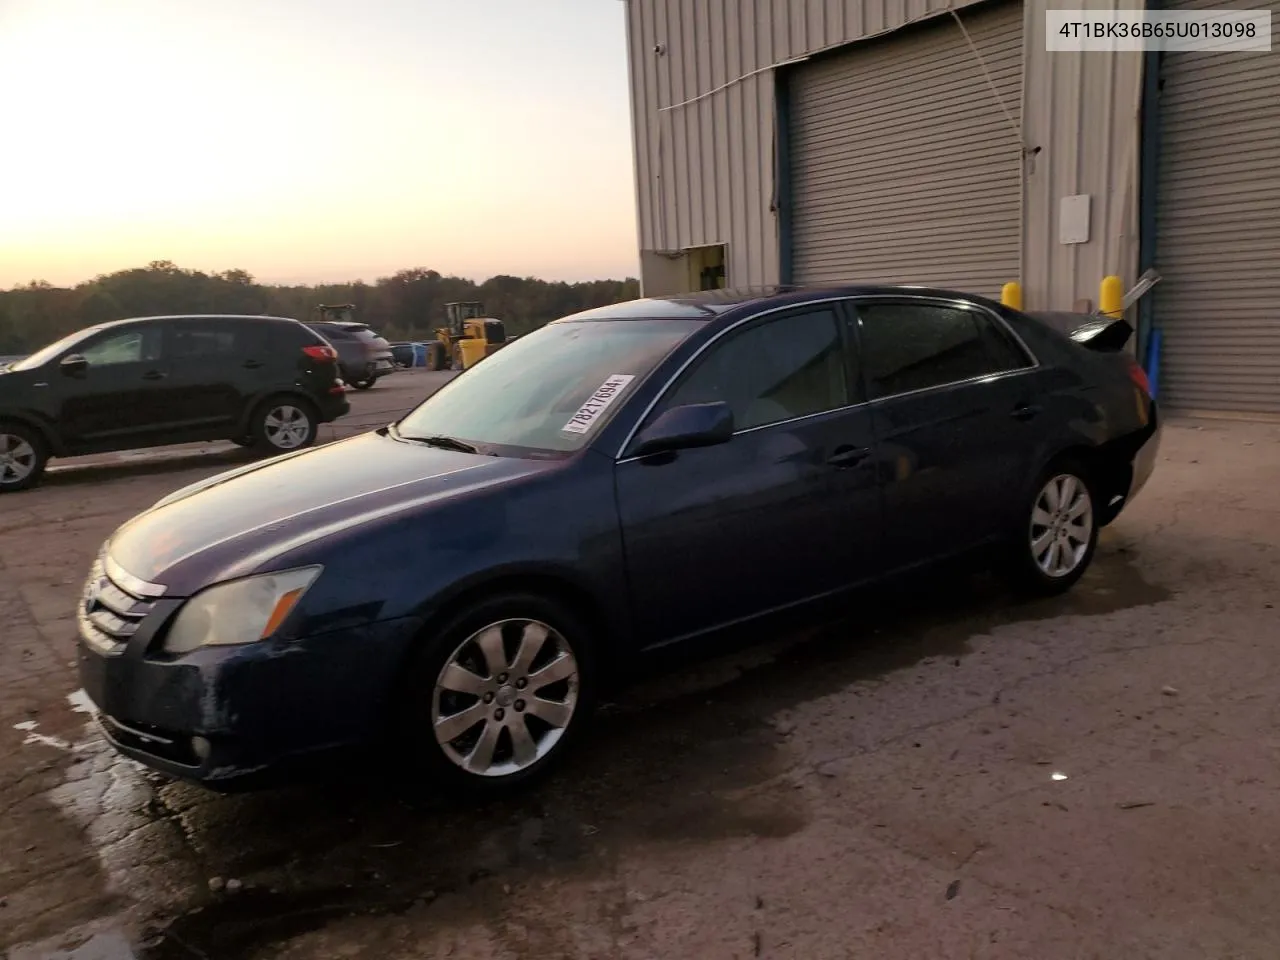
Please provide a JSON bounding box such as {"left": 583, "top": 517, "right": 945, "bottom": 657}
{"left": 142, "top": 370, "right": 167, "bottom": 381}
{"left": 1011, "top": 402, "right": 1043, "bottom": 421}
{"left": 243, "top": 359, "right": 264, "bottom": 369}
{"left": 827, "top": 445, "right": 871, "bottom": 468}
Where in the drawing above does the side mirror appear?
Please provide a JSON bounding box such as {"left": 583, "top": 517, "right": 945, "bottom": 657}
{"left": 631, "top": 401, "right": 734, "bottom": 458}
{"left": 60, "top": 354, "right": 88, "bottom": 377}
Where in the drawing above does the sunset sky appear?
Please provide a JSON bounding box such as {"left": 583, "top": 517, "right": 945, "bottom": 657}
{"left": 0, "top": 0, "right": 637, "bottom": 289}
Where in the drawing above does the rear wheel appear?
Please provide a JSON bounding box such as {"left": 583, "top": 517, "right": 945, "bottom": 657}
{"left": 1005, "top": 459, "right": 1099, "bottom": 596}
{"left": 450, "top": 344, "right": 463, "bottom": 371}
{"left": 352, "top": 377, "right": 377, "bottom": 390}
{"left": 250, "top": 397, "right": 318, "bottom": 454}
{"left": 398, "top": 592, "right": 596, "bottom": 798}
{"left": 0, "top": 422, "right": 48, "bottom": 493}
{"left": 427, "top": 343, "right": 447, "bottom": 371}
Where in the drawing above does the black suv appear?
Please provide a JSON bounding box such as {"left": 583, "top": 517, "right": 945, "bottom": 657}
{"left": 0, "top": 314, "right": 350, "bottom": 493}
{"left": 303, "top": 321, "right": 396, "bottom": 389}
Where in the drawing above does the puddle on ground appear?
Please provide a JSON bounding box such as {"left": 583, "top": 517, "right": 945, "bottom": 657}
{"left": 6, "top": 927, "right": 139, "bottom": 960}
{"left": 19, "top": 541, "right": 1169, "bottom": 960}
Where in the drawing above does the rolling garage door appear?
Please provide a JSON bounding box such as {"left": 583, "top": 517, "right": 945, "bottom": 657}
{"left": 788, "top": 0, "right": 1024, "bottom": 299}
{"left": 1154, "top": 0, "right": 1280, "bottom": 414}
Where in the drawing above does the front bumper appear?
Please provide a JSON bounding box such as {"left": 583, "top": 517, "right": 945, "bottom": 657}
{"left": 77, "top": 594, "right": 420, "bottom": 789}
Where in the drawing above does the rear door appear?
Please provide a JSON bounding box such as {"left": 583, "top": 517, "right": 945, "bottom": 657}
{"left": 851, "top": 297, "right": 1041, "bottom": 569}
{"left": 164, "top": 319, "right": 268, "bottom": 435}
{"left": 56, "top": 323, "right": 173, "bottom": 449}
{"left": 615, "top": 303, "right": 883, "bottom": 647}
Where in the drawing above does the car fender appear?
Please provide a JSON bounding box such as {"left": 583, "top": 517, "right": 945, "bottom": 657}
{"left": 0, "top": 406, "right": 67, "bottom": 456}
{"left": 234, "top": 388, "right": 323, "bottom": 434}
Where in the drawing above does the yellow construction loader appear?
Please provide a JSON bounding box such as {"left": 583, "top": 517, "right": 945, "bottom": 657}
{"left": 426, "top": 302, "right": 508, "bottom": 371}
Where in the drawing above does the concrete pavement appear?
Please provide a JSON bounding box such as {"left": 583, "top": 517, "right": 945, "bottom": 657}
{"left": 1, "top": 416, "right": 1278, "bottom": 959}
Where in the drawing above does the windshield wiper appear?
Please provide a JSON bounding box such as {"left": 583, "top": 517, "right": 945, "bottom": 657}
{"left": 400, "top": 433, "right": 480, "bottom": 454}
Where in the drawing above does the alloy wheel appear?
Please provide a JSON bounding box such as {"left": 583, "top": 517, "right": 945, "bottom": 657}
{"left": 1029, "top": 473, "right": 1094, "bottom": 578}
{"left": 263, "top": 405, "right": 311, "bottom": 450}
{"left": 431, "top": 618, "right": 580, "bottom": 778}
{"left": 0, "top": 432, "right": 37, "bottom": 484}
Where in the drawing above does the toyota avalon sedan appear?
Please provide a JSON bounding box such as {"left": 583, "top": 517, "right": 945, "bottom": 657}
{"left": 76, "top": 285, "right": 1160, "bottom": 795}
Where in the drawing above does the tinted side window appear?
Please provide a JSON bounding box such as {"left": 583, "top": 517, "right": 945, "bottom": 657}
{"left": 976, "top": 315, "right": 1033, "bottom": 372}
{"left": 170, "top": 321, "right": 239, "bottom": 359}
{"left": 663, "top": 308, "right": 848, "bottom": 430}
{"left": 856, "top": 303, "right": 1012, "bottom": 399}
{"left": 80, "top": 327, "right": 162, "bottom": 366}
{"left": 274, "top": 321, "right": 325, "bottom": 350}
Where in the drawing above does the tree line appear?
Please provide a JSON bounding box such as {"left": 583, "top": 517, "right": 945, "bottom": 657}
{"left": 0, "top": 261, "right": 642, "bottom": 355}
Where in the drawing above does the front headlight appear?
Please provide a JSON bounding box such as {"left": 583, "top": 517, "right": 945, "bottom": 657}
{"left": 162, "top": 566, "right": 322, "bottom": 654}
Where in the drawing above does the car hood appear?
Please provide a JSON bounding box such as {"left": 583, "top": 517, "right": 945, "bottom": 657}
{"left": 0, "top": 365, "right": 39, "bottom": 389}
{"left": 105, "top": 431, "right": 554, "bottom": 594}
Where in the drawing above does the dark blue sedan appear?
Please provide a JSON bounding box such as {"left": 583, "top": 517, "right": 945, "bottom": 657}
{"left": 76, "top": 285, "right": 1160, "bottom": 794}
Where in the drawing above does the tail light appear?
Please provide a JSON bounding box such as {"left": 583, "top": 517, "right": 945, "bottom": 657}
{"left": 303, "top": 344, "right": 337, "bottom": 362}
{"left": 1126, "top": 355, "right": 1151, "bottom": 396}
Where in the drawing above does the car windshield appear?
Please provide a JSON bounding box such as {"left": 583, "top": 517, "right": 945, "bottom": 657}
{"left": 8, "top": 327, "right": 100, "bottom": 371}
{"left": 395, "top": 318, "right": 702, "bottom": 454}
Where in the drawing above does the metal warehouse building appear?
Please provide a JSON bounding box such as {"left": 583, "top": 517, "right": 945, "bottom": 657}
{"left": 623, "top": 0, "right": 1280, "bottom": 415}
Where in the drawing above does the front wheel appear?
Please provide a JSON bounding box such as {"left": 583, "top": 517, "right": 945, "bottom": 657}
{"left": 0, "top": 422, "right": 48, "bottom": 493}
{"left": 398, "top": 593, "right": 596, "bottom": 798}
{"left": 250, "top": 397, "right": 318, "bottom": 454}
{"left": 352, "top": 377, "right": 376, "bottom": 390}
{"left": 1005, "top": 460, "right": 1099, "bottom": 596}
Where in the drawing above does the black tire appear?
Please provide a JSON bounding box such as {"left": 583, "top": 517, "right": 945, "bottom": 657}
{"left": 450, "top": 344, "right": 463, "bottom": 371}
{"left": 1005, "top": 456, "right": 1100, "bottom": 597}
{"left": 427, "top": 343, "right": 447, "bottom": 371}
{"left": 0, "top": 421, "right": 49, "bottom": 493}
{"left": 352, "top": 378, "right": 376, "bottom": 390}
{"left": 249, "top": 396, "right": 319, "bottom": 454}
{"left": 397, "top": 592, "right": 597, "bottom": 799}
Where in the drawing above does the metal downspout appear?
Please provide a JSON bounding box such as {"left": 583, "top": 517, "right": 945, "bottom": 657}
{"left": 1137, "top": 0, "right": 1164, "bottom": 364}
{"left": 774, "top": 67, "right": 794, "bottom": 286}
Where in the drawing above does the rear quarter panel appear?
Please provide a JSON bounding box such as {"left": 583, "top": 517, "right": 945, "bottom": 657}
{"left": 996, "top": 307, "right": 1153, "bottom": 504}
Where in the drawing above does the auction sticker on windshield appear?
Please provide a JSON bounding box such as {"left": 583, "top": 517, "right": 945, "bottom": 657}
{"left": 561, "top": 374, "right": 636, "bottom": 435}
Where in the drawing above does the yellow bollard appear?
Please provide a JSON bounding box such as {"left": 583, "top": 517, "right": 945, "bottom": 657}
{"left": 1099, "top": 275, "right": 1123, "bottom": 318}
{"left": 1000, "top": 281, "right": 1022, "bottom": 310}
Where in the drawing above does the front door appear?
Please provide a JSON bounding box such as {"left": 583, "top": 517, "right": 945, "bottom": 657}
{"left": 615, "top": 303, "right": 882, "bottom": 648}
{"left": 56, "top": 324, "right": 173, "bottom": 451}
{"left": 851, "top": 297, "right": 1040, "bottom": 570}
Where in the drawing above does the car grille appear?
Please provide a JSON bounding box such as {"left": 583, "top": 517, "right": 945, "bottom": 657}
{"left": 78, "top": 556, "right": 161, "bottom": 655}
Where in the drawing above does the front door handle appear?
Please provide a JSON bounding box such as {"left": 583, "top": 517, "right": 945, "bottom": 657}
{"left": 244, "top": 359, "right": 264, "bottom": 369}
{"left": 1011, "top": 402, "right": 1043, "bottom": 421}
{"left": 827, "top": 445, "right": 871, "bottom": 468}
{"left": 142, "top": 369, "right": 167, "bottom": 381}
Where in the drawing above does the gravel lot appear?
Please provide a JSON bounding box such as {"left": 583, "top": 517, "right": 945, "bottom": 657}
{"left": 2, "top": 397, "right": 1278, "bottom": 960}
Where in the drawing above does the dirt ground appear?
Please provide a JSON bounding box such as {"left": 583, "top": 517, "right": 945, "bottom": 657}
{"left": 2, "top": 409, "right": 1278, "bottom": 960}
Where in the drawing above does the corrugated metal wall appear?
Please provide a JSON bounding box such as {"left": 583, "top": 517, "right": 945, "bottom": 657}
{"left": 626, "top": 0, "right": 1143, "bottom": 308}
{"left": 1153, "top": 0, "right": 1280, "bottom": 414}
{"left": 788, "top": 0, "right": 1023, "bottom": 298}
{"left": 626, "top": 0, "right": 993, "bottom": 291}
{"left": 1019, "top": 2, "right": 1143, "bottom": 314}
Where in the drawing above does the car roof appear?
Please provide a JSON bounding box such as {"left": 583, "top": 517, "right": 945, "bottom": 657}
{"left": 555, "top": 284, "right": 1003, "bottom": 323}
{"left": 93, "top": 314, "right": 302, "bottom": 331}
